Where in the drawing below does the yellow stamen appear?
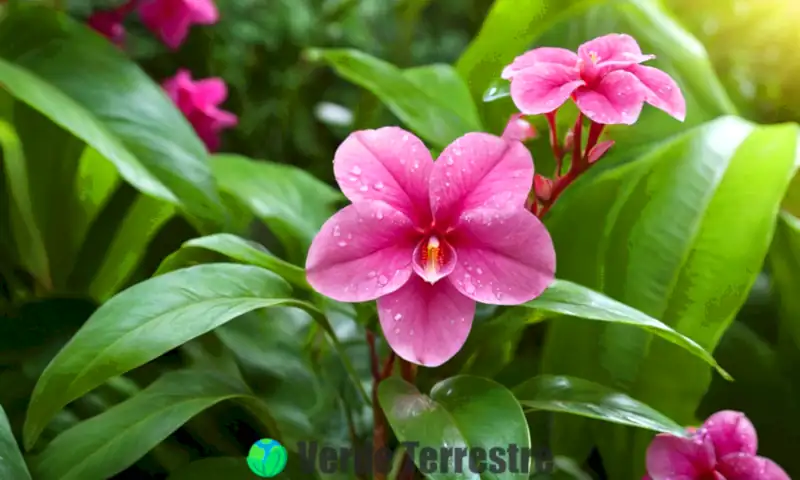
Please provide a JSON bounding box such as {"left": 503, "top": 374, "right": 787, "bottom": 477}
{"left": 425, "top": 236, "right": 442, "bottom": 278}
{"left": 589, "top": 51, "right": 599, "bottom": 64}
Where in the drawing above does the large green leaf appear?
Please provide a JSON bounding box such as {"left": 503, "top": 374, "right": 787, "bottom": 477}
{"left": 525, "top": 280, "right": 727, "bottom": 377}
{"left": 0, "top": 7, "right": 226, "bottom": 225}
{"left": 769, "top": 212, "right": 800, "bottom": 353}
{"left": 0, "top": 118, "right": 50, "bottom": 288}
{"left": 513, "top": 375, "right": 685, "bottom": 436}
{"left": 402, "top": 64, "right": 483, "bottom": 133}
{"left": 306, "top": 49, "right": 481, "bottom": 148}
{"left": 211, "top": 154, "right": 340, "bottom": 260}
{"left": 31, "top": 370, "right": 287, "bottom": 480}
{"left": 378, "top": 376, "right": 530, "bottom": 480}
{"left": 541, "top": 117, "right": 799, "bottom": 478}
{"left": 156, "top": 233, "right": 309, "bottom": 289}
{"left": 23, "top": 263, "right": 299, "bottom": 449}
{"left": 0, "top": 405, "right": 31, "bottom": 480}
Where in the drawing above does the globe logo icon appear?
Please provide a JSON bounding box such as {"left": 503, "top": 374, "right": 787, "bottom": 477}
{"left": 247, "top": 438, "right": 288, "bottom": 477}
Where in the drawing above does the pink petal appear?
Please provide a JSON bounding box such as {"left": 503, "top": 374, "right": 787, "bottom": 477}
{"left": 509, "top": 63, "right": 585, "bottom": 115}
{"left": 377, "top": 275, "right": 475, "bottom": 367}
{"left": 429, "top": 133, "right": 534, "bottom": 227}
{"left": 139, "top": 0, "right": 192, "bottom": 50}
{"left": 88, "top": 11, "right": 126, "bottom": 45}
{"left": 447, "top": 208, "right": 555, "bottom": 305}
{"left": 574, "top": 70, "right": 646, "bottom": 125}
{"left": 587, "top": 140, "right": 615, "bottom": 163}
{"left": 187, "top": 0, "right": 219, "bottom": 23}
{"left": 501, "top": 47, "right": 579, "bottom": 80}
{"left": 578, "top": 33, "right": 654, "bottom": 70}
{"left": 412, "top": 235, "right": 457, "bottom": 284}
{"left": 194, "top": 78, "right": 228, "bottom": 106}
{"left": 717, "top": 454, "right": 790, "bottom": 480}
{"left": 702, "top": 411, "right": 758, "bottom": 458}
{"left": 502, "top": 113, "right": 537, "bottom": 142}
{"left": 534, "top": 174, "right": 553, "bottom": 202}
{"left": 645, "top": 433, "right": 716, "bottom": 480}
{"left": 628, "top": 65, "right": 686, "bottom": 122}
{"left": 306, "top": 201, "right": 419, "bottom": 302}
{"left": 334, "top": 128, "right": 433, "bottom": 226}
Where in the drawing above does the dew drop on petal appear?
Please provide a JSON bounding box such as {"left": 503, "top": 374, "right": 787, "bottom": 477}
{"left": 367, "top": 271, "right": 377, "bottom": 278}
{"left": 374, "top": 181, "right": 384, "bottom": 191}
{"left": 332, "top": 225, "right": 341, "bottom": 237}
{"left": 394, "top": 313, "right": 403, "bottom": 321}
{"left": 476, "top": 268, "right": 483, "bottom": 275}
{"left": 376, "top": 211, "right": 384, "bottom": 220}
{"left": 394, "top": 327, "right": 401, "bottom": 334}
{"left": 359, "top": 184, "right": 369, "bottom": 192}
{"left": 409, "top": 329, "right": 415, "bottom": 336}
{"left": 338, "top": 241, "right": 347, "bottom": 247}
{"left": 351, "top": 166, "right": 362, "bottom": 175}
{"left": 378, "top": 275, "right": 389, "bottom": 286}
{"left": 446, "top": 157, "right": 454, "bottom": 165}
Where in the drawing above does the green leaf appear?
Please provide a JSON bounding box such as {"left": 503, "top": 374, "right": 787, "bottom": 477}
{"left": 378, "top": 376, "right": 530, "bottom": 480}
{"left": 770, "top": 212, "right": 800, "bottom": 353}
{"left": 31, "top": 370, "right": 287, "bottom": 480}
{"left": 0, "top": 7, "right": 226, "bottom": 225}
{"left": 166, "top": 458, "right": 256, "bottom": 480}
{"left": 211, "top": 154, "right": 340, "bottom": 260}
{"left": 541, "top": 117, "right": 799, "bottom": 477}
{"left": 157, "top": 233, "right": 309, "bottom": 290}
{"left": 0, "top": 118, "right": 50, "bottom": 288}
{"left": 402, "top": 64, "right": 482, "bottom": 133}
{"left": 523, "top": 280, "right": 728, "bottom": 378}
{"left": 306, "top": 48, "right": 481, "bottom": 148}
{"left": 513, "top": 375, "right": 685, "bottom": 436}
{"left": 0, "top": 405, "right": 32, "bottom": 480}
{"left": 23, "top": 263, "right": 297, "bottom": 450}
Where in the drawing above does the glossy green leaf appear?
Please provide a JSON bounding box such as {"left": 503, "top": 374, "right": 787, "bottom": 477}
{"left": 379, "top": 375, "right": 530, "bottom": 479}
{"left": 0, "top": 119, "right": 50, "bottom": 288}
{"left": 23, "top": 263, "right": 297, "bottom": 450}
{"left": 306, "top": 48, "right": 481, "bottom": 148}
{"left": 769, "top": 212, "right": 800, "bottom": 353}
{"left": 524, "top": 280, "right": 727, "bottom": 378}
{"left": 31, "top": 370, "right": 286, "bottom": 480}
{"left": 211, "top": 154, "right": 341, "bottom": 260}
{"left": 541, "top": 117, "right": 799, "bottom": 477}
{"left": 402, "top": 64, "right": 482, "bottom": 132}
{"left": 513, "top": 375, "right": 685, "bottom": 436}
{"left": 0, "top": 7, "right": 226, "bottom": 225}
{"left": 0, "top": 406, "right": 31, "bottom": 480}
{"left": 156, "top": 233, "right": 308, "bottom": 289}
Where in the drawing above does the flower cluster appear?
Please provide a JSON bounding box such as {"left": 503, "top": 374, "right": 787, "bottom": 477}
{"left": 87, "top": 0, "right": 236, "bottom": 151}
{"left": 644, "top": 410, "right": 789, "bottom": 479}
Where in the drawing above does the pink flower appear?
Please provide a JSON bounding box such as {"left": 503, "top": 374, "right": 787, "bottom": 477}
{"left": 162, "top": 69, "right": 237, "bottom": 152}
{"left": 502, "top": 33, "right": 686, "bottom": 125}
{"left": 139, "top": 0, "right": 218, "bottom": 50}
{"left": 88, "top": 1, "right": 137, "bottom": 46}
{"left": 644, "top": 411, "right": 789, "bottom": 480}
{"left": 502, "top": 113, "right": 537, "bottom": 142}
{"left": 305, "top": 128, "right": 556, "bottom": 367}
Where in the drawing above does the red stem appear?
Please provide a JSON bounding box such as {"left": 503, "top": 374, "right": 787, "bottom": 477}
{"left": 571, "top": 113, "right": 584, "bottom": 172}
{"left": 584, "top": 121, "right": 606, "bottom": 162}
{"left": 544, "top": 111, "right": 562, "bottom": 165}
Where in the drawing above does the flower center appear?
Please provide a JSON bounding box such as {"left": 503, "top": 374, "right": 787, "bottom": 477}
{"left": 588, "top": 50, "right": 599, "bottom": 64}
{"left": 412, "top": 234, "right": 457, "bottom": 284}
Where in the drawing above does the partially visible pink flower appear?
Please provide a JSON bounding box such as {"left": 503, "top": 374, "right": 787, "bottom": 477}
{"left": 645, "top": 411, "right": 789, "bottom": 480}
{"left": 139, "top": 0, "right": 218, "bottom": 50}
{"left": 162, "top": 69, "right": 237, "bottom": 152}
{"left": 502, "top": 33, "right": 686, "bottom": 125}
{"left": 502, "top": 113, "right": 537, "bottom": 142}
{"left": 88, "top": 1, "right": 137, "bottom": 46}
{"left": 305, "top": 128, "right": 556, "bottom": 367}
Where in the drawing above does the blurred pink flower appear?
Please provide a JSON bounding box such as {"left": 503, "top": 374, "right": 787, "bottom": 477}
{"left": 163, "top": 69, "right": 237, "bottom": 152}
{"left": 502, "top": 33, "right": 686, "bottom": 125}
{"left": 139, "top": 0, "right": 218, "bottom": 50}
{"left": 644, "top": 410, "right": 789, "bottom": 480}
{"left": 305, "top": 127, "right": 556, "bottom": 367}
{"left": 88, "top": 1, "right": 137, "bottom": 46}
{"left": 502, "top": 113, "right": 537, "bottom": 142}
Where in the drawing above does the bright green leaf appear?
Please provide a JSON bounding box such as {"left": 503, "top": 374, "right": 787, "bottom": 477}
{"left": 379, "top": 375, "right": 530, "bottom": 480}
{"left": 523, "top": 280, "right": 728, "bottom": 378}
{"left": 23, "top": 263, "right": 296, "bottom": 450}
{"left": 0, "top": 7, "right": 226, "bottom": 225}
{"left": 0, "top": 405, "right": 32, "bottom": 480}
{"left": 156, "top": 233, "right": 309, "bottom": 290}
{"left": 306, "top": 48, "right": 481, "bottom": 148}
{"left": 402, "top": 64, "right": 483, "bottom": 132}
{"left": 513, "top": 375, "right": 685, "bottom": 437}
{"left": 31, "top": 370, "right": 288, "bottom": 480}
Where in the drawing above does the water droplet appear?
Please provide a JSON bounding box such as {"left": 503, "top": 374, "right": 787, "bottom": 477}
{"left": 454, "top": 148, "right": 462, "bottom": 157}
{"left": 460, "top": 317, "right": 466, "bottom": 322}
{"left": 394, "top": 327, "right": 401, "bottom": 334}
{"left": 409, "top": 329, "right": 415, "bottom": 336}
{"left": 413, "top": 161, "right": 420, "bottom": 169}
{"left": 338, "top": 241, "right": 347, "bottom": 247}
{"left": 373, "top": 181, "right": 384, "bottom": 190}
{"left": 378, "top": 275, "right": 388, "bottom": 286}
{"left": 359, "top": 185, "right": 369, "bottom": 192}
{"left": 466, "top": 284, "right": 476, "bottom": 294}
{"left": 496, "top": 291, "right": 504, "bottom": 300}
{"left": 394, "top": 313, "right": 403, "bottom": 321}
{"left": 348, "top": 176, "right": 358, "bottom": 182}
{"left": 445, "top": 181, "right": 451, "bottom": 187}
{"left": 351, "top": 166, "right": 362, "bottom": 175}
{"left": 332, "top": 225, "right": 341, "bottom": 237}
{"left": 446, "top": 171, "right": 452, "bottom": 177}
{"left": 367, "top": 271, "right": 377, "bottom": 278}
{"left": 376, "top": 211, "right": 384, "bottom": 220}
{"left": 402, "top": 133, "right": 409, "bottom": 141}
{"left": 347, "top": 233, "right": 352, "bottom": 240}
{"left": 446, "top": 157, "right": 454, "bottom": 165}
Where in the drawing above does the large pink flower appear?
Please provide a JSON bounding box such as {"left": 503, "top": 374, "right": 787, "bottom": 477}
{"left": 644, "top": 411, "right": 789, "bottom": 480}
{"left": 163, "top": 69, "right": 237, "bottom": 152}
{"left": 139, "top": 0, "right": 218, "bottom": 50}
{"left": 502, "top": 33, "right": 686, "bottom": 125}
{"left": 306, "top": 128, "right": 556, "bottom": 367}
